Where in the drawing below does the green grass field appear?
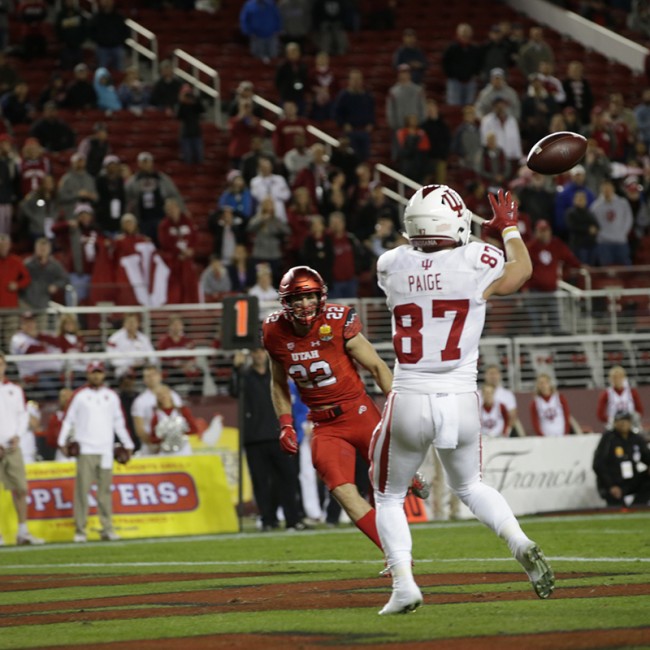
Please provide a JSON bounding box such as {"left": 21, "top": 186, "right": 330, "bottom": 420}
{"left": 0, "top": 512, "right": 649, "bottom": 649}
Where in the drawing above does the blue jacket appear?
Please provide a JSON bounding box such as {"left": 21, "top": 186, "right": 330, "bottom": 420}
{"left": 555, "top": 182, "right": 595, "bottom": 235}
{"left": 289, "top": 380, "right": 309, "bottom": 445}
{"left": 240, "top": 0, "right": 282, "bottom": 38}
{"left": 218, "top": 189, "right": 254, "bottom": 220}
{"left": 94, "top": 67, "right": 122, "bottom": 111}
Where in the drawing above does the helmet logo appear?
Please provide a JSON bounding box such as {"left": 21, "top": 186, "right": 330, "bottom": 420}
{"left": 441, "top": 189, "right": 464, "bottom": 217}
{"left": 420, "top": 184, "right": 441, "bottom": 198}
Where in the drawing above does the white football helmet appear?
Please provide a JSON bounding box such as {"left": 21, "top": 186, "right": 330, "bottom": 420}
{"left": 403, "top": 184, "right": 472, "bottom": 249}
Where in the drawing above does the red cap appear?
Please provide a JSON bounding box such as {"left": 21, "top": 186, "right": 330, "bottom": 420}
{"left": 87, "top": 360, "right": 106, "bottom": 373}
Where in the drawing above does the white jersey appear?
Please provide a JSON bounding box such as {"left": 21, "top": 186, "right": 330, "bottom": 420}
{"left": 494, "top": 385, "right": 517, "bottom": 412}
{"left": 479, "top": 400, "right": 508, "bottom": 438}
{"left": 377, "top": 243, "right": 505, "bottom": 393}
{"left": 0, "top": 379, "right": 28, "bottom": 446}
{"left": 532, "top": 393, "right": 566, "bottom": 437}
{"left": 58, "top": 385, "right": 134, "bottom": 457}
{"left": 106, "top": 328, "right": 156, "bottom": 378}
{"left": 131, "top": 388, "right": 182, "bottom": 435}
{"left": 604, "top": 384, "right": 636, "bottom": 422}
{"left": 9, "top": 331, "right": 63, "bottom": 378}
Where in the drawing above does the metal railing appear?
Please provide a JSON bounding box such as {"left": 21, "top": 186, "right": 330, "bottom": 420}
{"left": 125, "top": 18, "right": 159, "bottom": 78}
{"left": 172, "top": 49, "right": 222, "bottom": 127}
{"left": 251, "top": 94, "right": 341, "bottom": 148}
{"left": 4, "top": 287, "right": 650, "bottom": 402}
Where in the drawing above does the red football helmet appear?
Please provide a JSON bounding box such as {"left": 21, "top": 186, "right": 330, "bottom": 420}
{"left": 278, "top": 266, "right": 327, "bottom": 325}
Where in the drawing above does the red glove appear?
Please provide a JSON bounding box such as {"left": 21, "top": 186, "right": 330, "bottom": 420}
{"left": 279, "top": 414, "right": 298, "bottom": 454}
{"left": 486, "top": 189, "right": 519, "bottom": 234}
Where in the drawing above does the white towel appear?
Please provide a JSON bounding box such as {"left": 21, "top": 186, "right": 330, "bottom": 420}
{"left": 431, "top": 393, "right": 460, "bottom": 449}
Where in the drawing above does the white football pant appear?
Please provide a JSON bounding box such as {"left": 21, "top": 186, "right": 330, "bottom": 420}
{"left": 372, "top": 392, "right": 530, "bottom": 571}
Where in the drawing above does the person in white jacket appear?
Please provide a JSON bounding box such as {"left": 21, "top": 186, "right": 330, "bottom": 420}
{"left": 58, "top": 360, "right": 135, "bottom": 543}
{"left": 106, "top": 313, "right": 156, "bottom": 380}
{"left": 0, "top": 352, "right": 44, "bottom": 546}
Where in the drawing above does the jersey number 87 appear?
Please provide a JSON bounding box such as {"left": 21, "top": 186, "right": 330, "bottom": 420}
{"left": 393, "top": 299, "right": 470, "bottom": 364}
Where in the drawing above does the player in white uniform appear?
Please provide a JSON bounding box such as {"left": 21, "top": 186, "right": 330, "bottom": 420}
{"left": 370, "top": 185, "right": 554, "bottom": 614}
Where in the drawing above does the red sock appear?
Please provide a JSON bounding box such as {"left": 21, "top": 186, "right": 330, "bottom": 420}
{"left": 355, "top": 509, "right": 383, "bottom": 551}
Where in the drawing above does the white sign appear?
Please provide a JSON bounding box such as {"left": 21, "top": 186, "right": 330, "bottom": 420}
{"left": 423, "top": 434, "right": 605, "bottom": 519}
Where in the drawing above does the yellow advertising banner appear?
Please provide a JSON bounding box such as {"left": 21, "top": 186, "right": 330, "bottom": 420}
{"left": 190, "top": 425, "right": 253, "bottom": 504}
{"left": 0, "top": 454, "right": 238, "bottom": 544}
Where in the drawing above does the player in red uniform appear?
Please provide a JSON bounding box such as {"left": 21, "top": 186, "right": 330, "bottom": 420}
{"left": 263, "top": 266, "right": 427, "bottom": 554}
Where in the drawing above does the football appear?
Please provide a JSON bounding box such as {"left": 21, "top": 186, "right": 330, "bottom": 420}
{"left": 65, "top": 440, "right": 80, "bottom": 457}
{"left": 114, "top": 444, "right": 130, "bottom": 464}
{"left": 526, "top": 131, "right": 587, "bottom": 175}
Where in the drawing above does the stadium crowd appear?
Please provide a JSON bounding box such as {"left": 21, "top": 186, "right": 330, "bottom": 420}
{"left": 0, "top": 1, "right": 649, "bottom": 544}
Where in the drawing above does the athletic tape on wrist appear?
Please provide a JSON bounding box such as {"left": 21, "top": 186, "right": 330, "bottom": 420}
{"left": 502, "top": 226, "right": 521, "bottom": 242}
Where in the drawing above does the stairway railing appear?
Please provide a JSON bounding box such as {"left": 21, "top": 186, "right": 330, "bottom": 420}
{"left": 172, "top": 49, "right": 222, "bottom": 127}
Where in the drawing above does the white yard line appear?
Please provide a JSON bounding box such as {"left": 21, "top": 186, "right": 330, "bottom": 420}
{"left": 0, "top": 556, "right": 648, "bottom": 571}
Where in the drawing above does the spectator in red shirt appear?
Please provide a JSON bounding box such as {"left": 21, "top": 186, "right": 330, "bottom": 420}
{"left": 292, "top": 142, "right": 330, "bottom": 209}
{"left": 327, "top": 210, "right": 364, "bottom": 298}
{"left": 309, "top": 51, "right": 339, "bottom": 122}
{"left": 227, "top": 98, "right": 264, "bottom": 168}
{"left": 272, "top": 100, "right": 310, "bottom": 158}
{"left": 583, "top": 106, "right": 618, "bottom": 161}
{"left": 157, "top": 315, "right": 200, "bottom": 383}
{"left": 525, "top": 219, "right": 582, "bottom": 335}
{"left": 158, "top": 198, "right": 198, "bottom": 304}
{"left": 285, "top": 186, "right": 316, "bottom": 267}
{"left": 111, "top": 213, "right": 167, "bottom": 307}
{"left": 0, "top": 233, "right": 31, "bottom": 350}
{"left": 18, "top": 137, "right": 50, "bottom": 197}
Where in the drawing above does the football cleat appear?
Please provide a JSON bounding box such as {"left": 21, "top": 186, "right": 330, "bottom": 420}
{"left": 73, "top": 533, "right": 87, "bottom": 543}
{"left": 517, "top": 543, "right": 555, "bottom": 599}
{"left": 410, "top": 472, "right": 431, "bottom": 500}
{"left": 379, "top": 583, "right": 423, "bottom": 615}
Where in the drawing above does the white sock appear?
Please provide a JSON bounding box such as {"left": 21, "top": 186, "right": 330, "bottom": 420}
{"left": 376, "top": 497, "right": 413, "bottom": 571}
{"left": 498, "top": 518, "right": 532, "bottom": 556}
{"left": 18, "top": 522, "right": 28, "bottom": 537}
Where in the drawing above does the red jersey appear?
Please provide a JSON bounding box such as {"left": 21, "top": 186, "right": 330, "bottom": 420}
{"left": 158, "top": 215, "right": 197, "bottom": 258}
{"left": 526, "top": 237, "right": 581, "bottom": 292}
{"left": 157, "top": 334, "right": 196, "bottom": 366}
{"left": 272, "top": 116, "right": 311, "bottom": 157}
{"left": 19, "top": 155, "right": 50, "bottom": 196}
{"left": 330, "top": 232, "right": 356, "bottom": 282}
{"left": 262, "top": 303, "right": 366, "bottom": 409}
{"left": 45, "top": 409, "right": 64, "bottom": 450}
{"left": 0, "top": 253, "right": 31, "bottom": 308}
